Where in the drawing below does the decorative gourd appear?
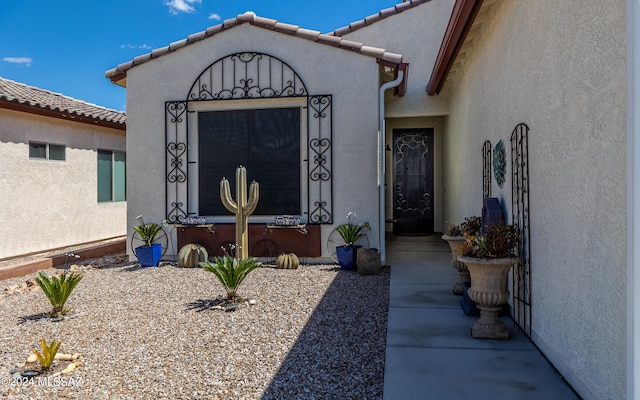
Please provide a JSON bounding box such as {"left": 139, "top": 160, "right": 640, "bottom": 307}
{"left": 178, "top": 244, "right": 209, "bottom": 268}
{"left": 276, "top": 253, "right": 299, "bottom": 269}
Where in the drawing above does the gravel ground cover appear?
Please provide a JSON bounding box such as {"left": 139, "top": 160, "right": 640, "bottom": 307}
{"left": 0, "top": 254, "right": 390, "bottom": 399}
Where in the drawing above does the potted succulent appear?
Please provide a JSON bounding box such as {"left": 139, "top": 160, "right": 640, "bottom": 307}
{"left": 457, "top": 221, "right": 520, "bottom": 340}
{"left": 133, "top": 216, "right": 164, "bottom": 267}
{"left": 335, "top": 213, "right": 370, "bottom": 271}
{"left": 441, "top": 216, "right": 481, "bottom": 295}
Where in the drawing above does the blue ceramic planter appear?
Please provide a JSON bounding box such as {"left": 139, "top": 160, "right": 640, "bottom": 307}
{"left": 336, "top": 245, "right": 361, "bottom": 271}
{"left": 136, "top": 243, "right": 162, "bottom": 267}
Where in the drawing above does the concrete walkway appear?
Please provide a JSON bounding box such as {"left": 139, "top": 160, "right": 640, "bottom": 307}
{"left": 383, "top": 235, "right": 580, "bottom": 400}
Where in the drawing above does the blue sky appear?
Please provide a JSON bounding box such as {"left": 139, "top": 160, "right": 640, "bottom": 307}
{"left": 1, "top": 0, "right": 403, "bottom": 112}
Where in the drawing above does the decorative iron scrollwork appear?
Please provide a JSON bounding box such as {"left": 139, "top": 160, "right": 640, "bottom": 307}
{"left": 482, "top": 140, "right": 492, "bottom": 199}
{"left": 307, "top": 95, "right": 333, "bottom": 224}
{"left": 165, "top": 101, "right": 188, "bottom": 224}
{"left": 511, "top": 123, "right": 531, "bottom": 338}
{"left": 187, "top": 52, "right": 307, "bottom": 101}
{"left": 167, "top": 53, "right": 333, "bottom": 224}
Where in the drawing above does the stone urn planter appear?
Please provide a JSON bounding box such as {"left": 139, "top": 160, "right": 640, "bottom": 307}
{"left": 441, "top": 235, "right": 469, "bottom": 295}
{"left": 458, "top": 255, "right": 519, "bottom": 340}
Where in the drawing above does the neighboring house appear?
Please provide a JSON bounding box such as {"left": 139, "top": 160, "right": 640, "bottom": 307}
{"left": 0, "top": 77, "right": 127, "bottom": 260}
{"left": 106, "top": 0, "right": 633, "bottom": 399}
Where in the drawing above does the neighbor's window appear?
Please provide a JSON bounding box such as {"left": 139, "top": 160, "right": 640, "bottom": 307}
{"left": 198, "top": 107, "right": 301, "bottom": 216}
{"left": 48, "top": 144, "right": 66, "bottom": 161}
{"left": 98, "top": 150, "right": 126, "bottom": 202}
{"left": 29, "top": 142, "right": 65, "bottom": 160}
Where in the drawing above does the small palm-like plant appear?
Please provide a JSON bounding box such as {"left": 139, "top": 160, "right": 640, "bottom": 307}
{"left": 336, "top": 212, "right": 371, "bottom": 245}
{"left": 34, "top": 271, "right": 83, "bottom": 317}
{"left": 34, "top": 339, "right": 61, "bottom": 370}
{"left": 200, "top": 256, "right": 260, "bottom": 302}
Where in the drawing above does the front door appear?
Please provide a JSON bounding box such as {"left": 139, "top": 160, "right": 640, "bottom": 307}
{"left": 392, "top": 128, "right": 434, "bottom": 235}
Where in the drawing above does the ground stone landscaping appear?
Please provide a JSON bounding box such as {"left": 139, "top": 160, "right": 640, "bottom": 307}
{"left": 0, "top": 253, "right": 390, "bottom": 399}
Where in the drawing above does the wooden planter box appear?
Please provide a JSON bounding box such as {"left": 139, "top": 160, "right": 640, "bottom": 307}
{"left": 176, "top": 224, "right": 321, "bottom": 260}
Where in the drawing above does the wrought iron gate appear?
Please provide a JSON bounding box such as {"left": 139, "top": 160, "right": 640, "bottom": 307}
{"left": 392, "top": 128, "right": 434, "bottom": 234}
{"left": 510, "top": 123, "right": 531, "bottom": 337}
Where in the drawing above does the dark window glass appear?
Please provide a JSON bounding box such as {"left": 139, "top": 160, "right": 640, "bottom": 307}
{"left": 198, "top": 108, "right": 301, "bottom": 216}
{"left": 48, "top": 144, "right": 66, "bottom": 161}
{"left": 97, "top": 150, "right": 113, "bottom": 202}
{"left": 29, "top": 142, "right": 46, "bottom": 158}
{"left": 113, "top": 151, "right": 126, "bottom": 202}
{"left": 98, "top": 150, "right": 127, "bottom": 202}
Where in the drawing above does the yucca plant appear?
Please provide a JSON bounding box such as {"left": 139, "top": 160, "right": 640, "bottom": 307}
{"left": 200, "top": 256, "right": 260, "bottom": 302}
{"left": 34, "top": 339, "right": 61, "bottom": 370}
{"left": 34, "top": 271, "right": 83, "bottom": 317}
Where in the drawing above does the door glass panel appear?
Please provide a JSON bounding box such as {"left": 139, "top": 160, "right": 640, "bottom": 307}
{"left": 393, "top": 128, "right": 434, "bottom": 234}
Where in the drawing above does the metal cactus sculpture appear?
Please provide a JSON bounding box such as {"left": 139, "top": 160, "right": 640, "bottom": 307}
{"left": 220, "top": 166, "right": 259, "bottom": 260}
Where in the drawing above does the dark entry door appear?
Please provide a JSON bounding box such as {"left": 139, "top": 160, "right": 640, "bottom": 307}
{"left": 392, "top": 128, "right": 434, "bottom": 235}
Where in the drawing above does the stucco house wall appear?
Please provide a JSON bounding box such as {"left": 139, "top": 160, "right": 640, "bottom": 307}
{"left": 0, "top": 108, "right": 126, "bottom": 259}
{"left": 335, "top": 0, "right": 454, "bottom": 233}
{"left": 124, "top": 23, "right": 383, "bottom": 258}
{"left": 337, "top": 0, "right": 454, "bottom": 118}
{"left": 441, "top": 1, "right": 626, "bottom": 399}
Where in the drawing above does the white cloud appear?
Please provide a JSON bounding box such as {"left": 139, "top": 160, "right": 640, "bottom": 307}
{"left": 3, "top": 57, "right": 32, "bottom": 67}
{"left": 208, "top": 13, "right": 221, "bottom": 21}
{"left": 165, "top": 0, "right": 202, "bottom": 15}
{"left": 120, "top": 44, "right": 152, "bottom": 50}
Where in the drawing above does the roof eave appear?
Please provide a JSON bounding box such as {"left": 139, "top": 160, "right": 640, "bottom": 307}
{"left": 426, "top": 0, "right": 484, "bottom": 96}
{"left": 0, "top": 100, "right": 126, "bottom": 131}
{"left": 106, "top": 12, "right": 404, "bottom": 87}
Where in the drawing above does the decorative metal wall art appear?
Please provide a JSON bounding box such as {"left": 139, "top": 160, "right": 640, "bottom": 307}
{"left": 165, "top": 101, "right": 189, "bottom": 224}
{"left": 188, "top": 52, "right": 307, "bottom": 100}
{"left": 165, "top": 52, "right": 333, "bottom": 224}
{"left": 482, "top": 140, "right": 492, "bottom": 199}
{"left": 307, "top": 95, "right": 333, "bottom": 224}
{"left": 493, "top": 140, "right": 506, "bottom": 188}
{"left": 510, "top": 123, "right": 531, "bottom": 338}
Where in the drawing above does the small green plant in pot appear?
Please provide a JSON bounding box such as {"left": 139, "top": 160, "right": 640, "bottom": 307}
{"left": 200, "top": 249, "right": 261, "bottom": 303}
{"left": 335, "top": 212, "right": 370, "bottom": 271}
{"left": 133, "top": 215, "right": 163, "bottom": 267}
{"left": 34, "top": 271, "right": 83, "bottom": 317}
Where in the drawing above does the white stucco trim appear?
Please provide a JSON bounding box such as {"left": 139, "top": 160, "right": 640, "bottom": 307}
{"left": 627, "top": 1, "right": 640, "bottom": 398}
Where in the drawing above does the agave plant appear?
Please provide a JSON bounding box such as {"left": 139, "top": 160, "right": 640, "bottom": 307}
{"left": 34, "top": 339, "right": 61, "bottom": 370}
{"left": 34, "top": 271, "right": 83, "bottom": 317}
{"left": 200, "top": 256, "right": 260, "bottom": 302}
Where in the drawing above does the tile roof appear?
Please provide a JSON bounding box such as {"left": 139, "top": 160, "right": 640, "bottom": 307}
{"left": 106, "top": 11, "right": 404, "bottom": 87}
{"left": 330, "top": 0, "right": 433, "bottom": 37}
{"left": 0, "top": 77, "right": 126, "bottom": 129}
